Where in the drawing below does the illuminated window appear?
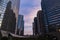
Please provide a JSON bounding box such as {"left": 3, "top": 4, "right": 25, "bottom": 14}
{"left": 59, "top": 29, "right": 60, "bottom": 32}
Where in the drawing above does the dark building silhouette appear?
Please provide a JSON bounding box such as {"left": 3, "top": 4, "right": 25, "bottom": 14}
{"left": 37, "top": 10, "right": 46, "bottom": 36}
{"left": 33, "top": 17, "right": 38, "bottom": 35}
{"left": 1, "top": 1, "right": 16, "bottom": 34}
{"left": 0, "top": 0, "right": 20, "bottom": 36}
{"left": 41, "top": 0, "right": 60, "bottom": 40}
{"left": 33, "top": 22, "right": 35, "bottom": 35}
{"left": 33, "top": 10, "right": 46, "bottom": 36}
{"left": 17, "top": 29, "right": 19, "bottom": 35}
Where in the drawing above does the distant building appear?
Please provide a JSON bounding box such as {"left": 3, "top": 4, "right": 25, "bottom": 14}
{"left": 17, "top": 15, "right": 24, "bottom": 36}
{"left": 33, "top": 17, "right": 38, "bottom": 35}
{"left": 37, "top": 10, "right": 46, "bottom": 35}
{"left": 33, "top": 22, "right": 35, "bottom": 35}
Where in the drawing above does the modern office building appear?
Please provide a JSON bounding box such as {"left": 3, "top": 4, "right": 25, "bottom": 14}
{"left": 17, "top": 15, "right": 24, "bottom": 36}
{"left": 37, "top": 10, "right": 46, "bottom": 35}
{"left": 1, "top": 1, "right": 16, "bottom": 34}
{"left": 33, "top": 17, "right": 38, "bottom": 35}
{"left": 41, "top": 0, "right": 60, "bottom": 40}
{"left": 41, "top": 0, "right": 60, "bottom": 32}
{"left": 0, "top": 0, "right": 20, "bottom": 36}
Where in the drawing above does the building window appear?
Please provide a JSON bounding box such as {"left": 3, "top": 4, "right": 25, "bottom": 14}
{"left": 0, "top": 24, "right": 1, "bottom": 28}
{"left": 0, "top": 21, "right": 2, "bottom": 23}
{"left": 0, "top": 14, "right": 1, "bottom": 18}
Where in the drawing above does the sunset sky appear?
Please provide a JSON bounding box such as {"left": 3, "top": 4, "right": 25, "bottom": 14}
{"left": 19, "top": 0, "right": 41, "bottom": 35}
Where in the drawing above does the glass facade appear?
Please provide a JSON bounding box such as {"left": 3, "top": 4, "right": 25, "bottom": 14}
{"left": 0, "top": 0, "right": 8, "bottom": 28}
{"left": 41, "top": 0, "right": 60, "bottom": 25}
{"left": 0, "top": 0, "right": 20, "bottom": 33}
{"left": 17, "top": 15, "right": 24, "bottom": 35}
{"left": 41, "top": 0, "right": 60, "bottom": 33}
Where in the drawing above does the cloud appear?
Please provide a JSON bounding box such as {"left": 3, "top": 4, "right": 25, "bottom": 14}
{"left": 20, "top": 0, "right": 41, "bottom": 35}
{"left": 24, "top": 26, "right": 33, "bottom": 35}
{"left": 24, "top": 6, "right": 41, "bottom": 26}
{"left": 24, "top": 7, "right": 41, "bottom": 35}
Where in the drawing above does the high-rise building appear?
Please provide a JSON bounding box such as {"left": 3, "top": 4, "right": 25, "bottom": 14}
{"left": 1, "top": 1, "right": 16, "bottom": 34}
{"left": 41, "top": 0, "right": 60, "bottom": 32}
{"left": 37, "top": 10, "right": 46, "bottom": 35}
{"left": 33, "top": 22, "right": 35, "bottom": 35}
{"left": 41, "top": 0, "right": 60, "bottom": 40}
{"left": 0, "top": 0, "right": 20, "bottom": 36}
{"left": 17, "top": 15, "right": 24, "bottom": 36}
{"left": 33, "top": 17, "right": 38, "bottom": 35}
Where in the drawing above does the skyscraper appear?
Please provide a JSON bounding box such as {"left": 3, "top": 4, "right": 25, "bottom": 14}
{"left": 1, "top": 1, "right": 16, "bottom": 34}
{"left": 41, "top": 0, "right": 60, "bottom": 32}
{"left": 33, "top": 17, "right": 38, "bottom": 35}
{"left": 0, "top": 0, "right": 20, "bottom": 35}
{"left": 17, "top": 15, "right": 24, "bottom": 36}
{"left": 41, "top": 0, "right": 60, "bottom": 40}
{"left": 37, "top": 10, "right": 46, "bottom": 35}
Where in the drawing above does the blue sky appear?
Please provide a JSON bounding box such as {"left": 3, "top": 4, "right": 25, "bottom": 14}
{"left": 19, "top": 0, "right": 41, "bottom": 35}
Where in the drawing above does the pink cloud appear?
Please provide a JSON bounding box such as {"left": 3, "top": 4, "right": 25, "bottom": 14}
{"left": 24, "top": 7, "right": 41, "bottom": 35}
{"left": 24, "top": 6, "right": 41, "bottom": 26}
{"left": 20, "top": 0, "right": 41, "bottom": 35}
{"left": 24, "top": 27, "right": 33, "bottom": 35}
